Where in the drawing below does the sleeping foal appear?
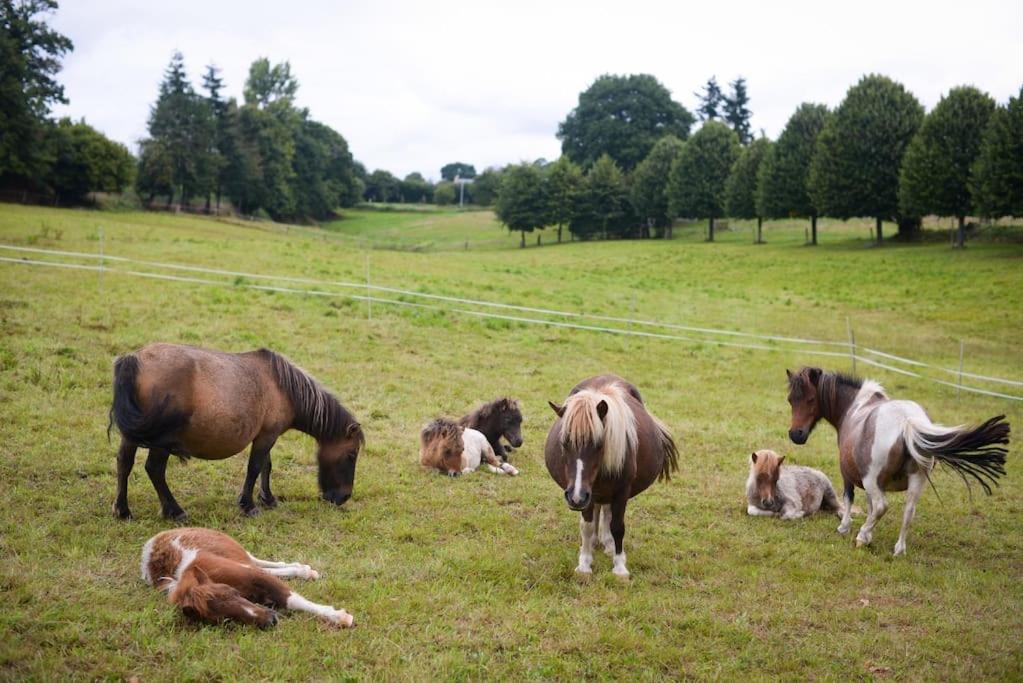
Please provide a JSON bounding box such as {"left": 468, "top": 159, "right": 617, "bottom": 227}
{"left": 142, "top": 528, "right": 354, "bottom": 628}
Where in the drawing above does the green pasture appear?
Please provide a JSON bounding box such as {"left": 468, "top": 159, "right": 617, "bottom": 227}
{"left": 1, "top": 204, "right": 1021, "bottom": 680}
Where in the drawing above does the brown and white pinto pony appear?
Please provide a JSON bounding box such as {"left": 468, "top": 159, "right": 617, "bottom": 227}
{"left": 459, "top": 397, "right": 524, "bottom": 462}
{"left": 786, "top": 367, "right": 1009, "bottom": 555}
{"left": 110, "top": 343, "right": 365, "bottom": 521}
{"left": 419, "top": 418, "right": 519, "bottom": 476}
{"left": 545, "top": 375, "right": 678, "bottom": 579}
{"left": 141, "top": 528, "right": 353, "bottom": 628}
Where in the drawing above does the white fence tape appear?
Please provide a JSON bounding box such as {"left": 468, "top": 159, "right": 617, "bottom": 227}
{"left": 1, "top": 243, "right": 1020, "bottom": 402}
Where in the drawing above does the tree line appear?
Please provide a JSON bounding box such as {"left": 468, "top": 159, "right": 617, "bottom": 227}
{"left": 492, "top": 73, "right": 1023, "bottom": 247}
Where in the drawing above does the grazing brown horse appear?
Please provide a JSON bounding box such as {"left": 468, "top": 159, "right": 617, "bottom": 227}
{"left": 142, "top": 527, "right": 354, "bottom": 627}
{"left": 545, "top": 375, "right": 678, "bottom": 578}
{"left": 786, "top": 367, "right": 1009, "bottom": 555}
{"left": 110, "top": 343, "right": 364, "bottom": 521}
{"left": 459, "top": 397, "right": 523, "bottom": 462}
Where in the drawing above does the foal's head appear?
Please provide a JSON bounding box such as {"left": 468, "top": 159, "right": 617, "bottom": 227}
{"left": 421, "top": 419, "right": 464, "bottom": 475}
{"left": 482, "top": 398, "right": 524, "bottom": 448}
{"left": 786, "top": 367, "right": 823, "bottom": 444}
{"left": 317, "top": 422, "right": 365, "bottom": 506}
{"left": 549, "top": 387, "right": 635, "bottom": 511}
{"left": 750, "top": 449, "right": 785, "bottom": 510}
{"left": 164, "top": 566, "right": 277, "bottom": 628}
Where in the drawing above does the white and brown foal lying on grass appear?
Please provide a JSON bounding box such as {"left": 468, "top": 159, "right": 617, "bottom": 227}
{"left": 746, "top": 449, "right": 842, "bottom": 520}
{"left": 786, "top": 367, "right": 1009, "bottom": 556}
{"left": 142, "top": 528, "right": 354, "bottom": 628}
{"left": 420, "top": 418, "right": 519, "bottom": 476}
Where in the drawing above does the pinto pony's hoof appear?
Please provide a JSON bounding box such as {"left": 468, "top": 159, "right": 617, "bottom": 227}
{"left": 259, "top": 494, "right": 279, "bottom": 509}
{"left": 112, "top": 502, "right": 132, "bottom": 520}
{"left": 327, "top": 609, "right": 355, "bottom": 628}
{"left": 613, "top": 570, "right": 631, "bottom": 582}
{"left": 855, "top": 538, "right": 869, "bottom": 548}
{"left": 163, "top": 509, "right": 188, "bottom": 523}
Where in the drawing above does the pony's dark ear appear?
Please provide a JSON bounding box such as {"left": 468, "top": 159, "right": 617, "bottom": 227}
{"left": 548, "top": 401, "right": 565, "bottom": 417}
{"left": 751, "top": 452, "right": 758, "bottom": 463}
{"left": 777, "top": 455, "right": 785, "bottom": 466}
{"left": 346, "top": 422, "right": 363, "bottom": 440}
{"left": 596, "top": 400, "right": 608, "bottom": 421}
{"left": 785, "top": 369, "right": 793, "bottom": 380}
{"left": 191, "top": 565, "right": 210, "bottom": 585}
{"left": 808, "top": 368, "right": 822, "bottom": 384}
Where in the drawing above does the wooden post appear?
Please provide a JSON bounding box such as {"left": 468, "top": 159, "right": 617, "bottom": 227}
{"left": 846, "top": 317, "right": 856, "bottom": 375}
{"left": 875, "top": 216, "right": 883, "bottom": 245}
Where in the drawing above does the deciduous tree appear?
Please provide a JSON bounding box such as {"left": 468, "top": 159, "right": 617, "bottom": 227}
{"left": 725, "top": 136, "right": 771, "bottom": 242}
{"left": 631, "top": 135, "right": 685, "bottom": 238}
{"left": 970, "top": 86, "right": 1023, "bottom": 221}
{"left": 668, "top": 122, "right": 741, "bottom": 241}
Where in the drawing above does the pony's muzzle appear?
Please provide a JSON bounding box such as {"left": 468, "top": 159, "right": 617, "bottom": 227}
{"left": 508, "top": 435, "right": 524, "bottom": 448}
{"left": 323, "top": 489, "right": 351, "bottom": 506}
{"left": 564, "top": 487, "right": 590, "bottom": 511}
{"left": 789, "top": 428, "right": 808, "bottom": 445}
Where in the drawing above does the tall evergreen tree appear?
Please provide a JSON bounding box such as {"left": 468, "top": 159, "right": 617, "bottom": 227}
{"left": 544, "top": 157, "right": 582, "bottom": 243}
{"left": 0, "top": 0, "right": 73, "bottom": 188}
{"left": 756, "top": 103, "right": 830, "bottom": 244}
{"left": 496, "top": 162, "right": 547, "bottom": 247}
{"left": 201, "top": 64, "right": 228, "bottom": 212}
{"left": 899, "top": 86, "right": 996, "bottom": 247}
{"left": 725, "top": 136, "right": 771, "bottom": 242}
{"left": 809, "top": 74, "right": 923, "bottom": 243}
{"left": 631, "top": 135, "right": 685, "bottom": 238}
{"left": 970, "top": 86, "right": 1023, "bottom": 221}
{"left": 695, "top": 77, "right": 724, "bottom": 122}
{"left": 723, "top": 77, "right": 753, "bottom": 144}
{"left": 668, "top": 121, "right": 741, "bottom": 241}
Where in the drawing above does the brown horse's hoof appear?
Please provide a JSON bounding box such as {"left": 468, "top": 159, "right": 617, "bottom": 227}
{"left": 112, "top": 503, "right": 132, "bottom": 520}
{"left": 259, "top": 494, "right": 279, "bottom": 509}
{"left": 241, "top": 506, "right": 260, "bottom": 517}
{"left": 163, "top": 509, "right": 188, "bottom": 523}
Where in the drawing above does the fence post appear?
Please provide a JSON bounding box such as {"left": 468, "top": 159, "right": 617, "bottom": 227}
{"left": 846, "top": 316, "right": 856, "bottom": 375}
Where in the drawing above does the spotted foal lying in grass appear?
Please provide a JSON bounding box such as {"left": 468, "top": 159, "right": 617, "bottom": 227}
{"left": 746, "top": 449, "right": 842, "bottom": 520}
{"left": 142, "top": 528, "right": 354, "bottom": 628}
{"left": 419, "top": 418, "right": 519, "bottom": 477}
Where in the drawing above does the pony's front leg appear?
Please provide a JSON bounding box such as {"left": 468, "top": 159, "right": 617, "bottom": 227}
{"left": 597, "top": 504, "right": 615, "bottom": 554}
{"left": 239, "top": 436, "right": 276, "bottom": 516}
{"left": 259, "top": 454, "right": 278, "bottom": 508}
{"left": 144, "top": 448, "right": 186, "bottom": 522}
{"left": 575, "top": 506, "right": 596, "bottom": 575}
{"left": 113, "top": 438, "right": 137, "bottom": 520}
{"left": 610, "top": 496, "right": 629, "bottom": 579}
{"left": 837, "top": 481, "right": 855, "bottom": 534}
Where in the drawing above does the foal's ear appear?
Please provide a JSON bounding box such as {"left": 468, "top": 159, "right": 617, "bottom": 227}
{"left": 777, "top": 455, "right": 785, "bottom": 466}
{"left": 751, "top": 452, "right": 758, "bottom": 463}
{"left": 191, "top": 565, "right": 211, "bottom": 585}
{"left": 808, "top": 367, "right": 822, "bottom": 384}
{"left": 596, "top": 400, "right": 608, "bottom": 421}
{"left": 548, "top": 401, "right": 565, "bottom": 417}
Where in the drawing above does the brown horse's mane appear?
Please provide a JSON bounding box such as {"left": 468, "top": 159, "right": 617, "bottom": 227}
{"left": 260, "top": 349, "right": 361, "bottom": 443}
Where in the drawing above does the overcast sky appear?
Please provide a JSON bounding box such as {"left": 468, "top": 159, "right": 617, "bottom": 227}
{"left": 51, "top": 1, "right": 1022, "bottom": 181}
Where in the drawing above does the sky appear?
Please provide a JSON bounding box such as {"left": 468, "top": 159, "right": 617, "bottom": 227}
{"left": 51, "top": 0, "right": 1023, "bottom": 181}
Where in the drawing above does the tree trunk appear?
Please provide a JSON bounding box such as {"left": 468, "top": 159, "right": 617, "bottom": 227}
{"left": 520, "top": 231, "right": 525, "bottom": 248}
{"left": 810, "top": 214, "right": 818, "bottom": 245}
{"left": 204, "top": 194, "right": 211, "bottom": 214}
{"left": 708, "top": 216, "right": 715, "bottom": 242}
{"left": 557, "top": 224, "right": 563, "bottom": 243}
{"left": 957, "top": 215, "right": 966, "bottom": 248}
{"left": 757, "top": 216, "right": 763, "bottom": 244}
{"left": 875, "top": 216, "right": 883, "bottom": 245}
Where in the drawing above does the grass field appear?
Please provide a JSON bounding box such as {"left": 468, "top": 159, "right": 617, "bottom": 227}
{"left": 1, "top": 203, "right": 1021, "bottom": 680}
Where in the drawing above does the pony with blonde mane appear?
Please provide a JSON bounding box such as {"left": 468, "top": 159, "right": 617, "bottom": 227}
{"left": 420, "top": 418, "right": 519, "bottom": 476}
{"left": 545, "top": 375, "right": 678, "bottom": 579}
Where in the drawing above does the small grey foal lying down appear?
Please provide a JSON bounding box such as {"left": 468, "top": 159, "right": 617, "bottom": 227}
{"left": 746, "top": 449, "right": 841, "bottom": 520}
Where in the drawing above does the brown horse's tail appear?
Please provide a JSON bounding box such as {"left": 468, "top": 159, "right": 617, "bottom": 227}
{"left": 108, "top": 353, "right": 190, "bottom": 451}
{"left": 651, "top": 414, "right": 680, "bottom": 482}
{"left": 903, "top": 414, "right": 1010, "bottom": 495}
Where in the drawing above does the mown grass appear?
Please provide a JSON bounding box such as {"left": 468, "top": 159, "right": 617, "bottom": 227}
{"left": 321, "top": 207, "right": 517, "bottom": 251}
{"left": 0, "top": 203, "right": 1021, "bottom": 681}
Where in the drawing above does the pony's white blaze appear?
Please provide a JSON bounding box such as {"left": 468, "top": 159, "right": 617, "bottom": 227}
{"left": 560, "top": 384, "right": 637, "bottom": 475}
{"left": 572, "top": 458, "right": 584, "bottom": 502}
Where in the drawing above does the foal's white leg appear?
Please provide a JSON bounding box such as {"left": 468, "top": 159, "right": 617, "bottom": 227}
{"left": 597, "top": 505, "right": 615, "bottom": 555}
{"left": 285, "top": 591, "right": 354, "bottom": 627}
{"left": 576, "top": 514, "right": 595, "bottom": 574}
{"left": 893, "top": 470, "right": 927, "bottom": 556}
{"left": 856, "top": 477, "right": 888, "bottom": 548}
{"left": 247, "top": 554, "right": 319, "bottom": 580}
{"left": 747, "top": 504, "right": 776, "bottom": 517}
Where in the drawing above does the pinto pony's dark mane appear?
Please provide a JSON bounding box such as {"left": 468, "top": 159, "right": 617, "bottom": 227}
{"left": 790, "top": 367, "right": 865, "bottom": 422}
{"left": 260, "top": 349, "right": 362, "bottom": 443}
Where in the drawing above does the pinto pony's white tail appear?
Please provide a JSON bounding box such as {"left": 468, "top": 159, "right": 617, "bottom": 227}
{"left": 902, "top": 414, "right": 1010, "bottom": 494}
